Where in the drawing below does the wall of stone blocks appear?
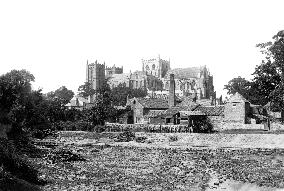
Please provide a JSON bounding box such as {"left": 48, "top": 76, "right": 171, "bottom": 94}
{"left": 224, "top": 102, "right": 246, "bottom": 123}
{"left": 209, "top": 116, "right": 265, "bottom": 131}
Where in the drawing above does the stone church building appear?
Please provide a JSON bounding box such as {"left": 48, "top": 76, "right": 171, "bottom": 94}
{"left": 85, "top": 56, "right": 215, "bottom": 103}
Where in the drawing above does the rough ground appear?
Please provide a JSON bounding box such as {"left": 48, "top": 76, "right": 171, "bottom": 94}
{"left": 34, "top": 132, "right": 284, "bottom": 191}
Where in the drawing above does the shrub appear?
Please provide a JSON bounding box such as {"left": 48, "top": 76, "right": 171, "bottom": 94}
{"left": 192, "top": 116, "right": 214, "bottom": 133}
{"left": 135, "top": 136, "right": 147, "bottom": 143}
{"left": 52, "top": 120, "right": 94, "bottom": 131}
{"left": 169, "top": 135, "right": 178, "bottom": 142}
{"left": 0, "top": 138, "right": 41, "bottom": 185}
{"left": 115, "top": 130, "right": 135, "bottom": 142}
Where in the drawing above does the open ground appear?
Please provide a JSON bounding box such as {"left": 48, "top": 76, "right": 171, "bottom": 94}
{"left": 32, "top": 131, "right": 284, "bottom": 191}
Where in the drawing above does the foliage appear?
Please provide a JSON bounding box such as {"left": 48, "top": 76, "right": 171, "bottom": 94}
{"left": 224, "top": 30, "right": 284, "bottom": 108}
{"left": 224, "top": 76, "right": 268, "bottom": 105}
{"left": 46, "top": 86, "right": 74, "bottom": 106}
{"left": 0, "top": 138, "right": 41, "bottom": 185}
{"left": 191, "top": 116, "right": 214, "bottom": 133}
{"left": 0, "top": 69, "right": 35, "bottom": 125}
{"left": 169, "top": 135, "right": 178, "bottom": 142}
{"left": 224, "top": 76, "right": 252, "bottom": 97}
{"left": 52, "top": 120, "right": 93, "bottom": 131}
{"left": 78, "top": 82, "right": 96, "bottom": 99}
{"left": 111, "top": 84, "right": 147, "bottom": 106}
{"left": 114, "top": 130, "right": 135, "bottom": 142}
{"left": 90, "top": 80, "right": 114, "bottom": 126}
{"left": 254, "top": 30, "right": 284, "bottom": 110}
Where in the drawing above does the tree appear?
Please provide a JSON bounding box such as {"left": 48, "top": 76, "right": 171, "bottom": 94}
{"left": 90, "top": 80, "right": 114, "bottom": 126}
{"left": 47, "top": 86, "right": 74, "bottom": 106}
{"left": 255, "top": 30, "right": 284, "bottom": 111}
{"left": 111, "top": 84, "right": 147, "bottom": 106}
{"left": 78, "top": 82, "right": 96, "bottom": 99}
{"left": 0, "top": 69, "right": 35, "bottom": 125}
{"left": 224, "top": 76, "right": 251, "bottom": 96}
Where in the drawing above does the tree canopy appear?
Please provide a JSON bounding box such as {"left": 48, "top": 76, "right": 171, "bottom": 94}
{"left": 46, "top": 86, "right": 74, "bottom": 105}
{"left": 224, "top": 30, "right": 284, "bottom": 109}
{"left": 254, "top": 30, "right": 284, "bottom": 110}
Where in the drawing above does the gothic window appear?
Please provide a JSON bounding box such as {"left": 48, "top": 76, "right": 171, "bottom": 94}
{"left": 152, "top": 64, "right": 155, "bottom": 70}
{"left": 146, "top": 65, "right": 150, "bottom": 70}
{"left": 165, "top": 81, "right": 169, "bottom": 89}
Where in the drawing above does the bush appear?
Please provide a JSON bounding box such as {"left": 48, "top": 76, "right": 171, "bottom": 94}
{"left": 52, "top": 120, "right": 93, "bottom": 131}
{"left": 135, "top": 136, "right": 147, "bottom": 143}
{"left": 0, "top": 138, "right": 41, "bottom": 185}
{"left": 169, "top": 135, "right": 178, "bottom": 142}
{"left": 115, "top": 130, "right": 135, "bottom": 142}
{"left": 192, "top": 116, "right": 214, "bottom": 133}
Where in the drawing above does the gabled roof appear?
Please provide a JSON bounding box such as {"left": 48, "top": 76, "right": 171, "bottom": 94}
{"left": 194, "top": 105, "right": 225, "bottom": 116}
{"left": 164, "top": 66, "right": 207, "bottom": 79}
{"left": 137, "top": 98, "right": 169, "bottom": 109}
{"left": 144, "top": 110, "right": 165, "bottom": 118}
{"left": 66, "top": 96, "right": 89, "bottom": 107}
{"left": 228, "top": 92, "right": 249, "bottom": 103}
{"left": 180, "top": 110, "right": 206, "bottom": 117}
{"left": 160, "top": 99, "right": 200, "bottom": 117}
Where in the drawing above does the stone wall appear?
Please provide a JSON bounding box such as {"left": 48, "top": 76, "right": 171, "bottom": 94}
{"left": 209, "top": 116, "right": 270, "bottom": 131}
{"left": 224, "top": 102, "right": 247, "bottom": 123}
{"left": 105, "top": 123, "right": 188, "bottom": 133}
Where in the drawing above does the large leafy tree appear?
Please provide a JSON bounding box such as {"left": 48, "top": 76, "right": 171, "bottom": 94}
{"left": 224, "top": 76, "right": 251, "bottom": 96}
{"left": 78, "top": 82, "right": 96, "bottom": 99}
{"left": 224, "top": 76, "right": 269, "bottom": 105}
{"left": 91, "top": 80, "right": 114, "bottom": 126}
{"left": 111, "top": 84, "right": 147, "bottom": 106}
{"left": 254, "top": 30, "right": 284, "bottom": 110}
{"left": 0, "top": 70, "right": 35, "bottom": 125}
{"left": 47, "top": 86, "right": 74, "bottom": 105}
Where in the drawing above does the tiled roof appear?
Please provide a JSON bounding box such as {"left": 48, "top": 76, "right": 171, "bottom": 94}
{"left": 144, "top": 110, "right": 165, "bottom": 118}
{"left": 137, "top": 98, "right": 169, "bottom": 109}
{"left": 160, "top": 101, "right": 200, "bottom": 117}
{"left": 180, "top": 110, "right": 206, "bottom": 116}
{"left": 164, "top": 66, "right": 206, "bottom": 79}
{"left": 194, "top": 105, "right": 225, "bottom": 116}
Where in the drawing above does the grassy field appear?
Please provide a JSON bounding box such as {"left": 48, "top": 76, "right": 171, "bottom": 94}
{"left": 33, "top": 131, "right": 284, "bottom": 191}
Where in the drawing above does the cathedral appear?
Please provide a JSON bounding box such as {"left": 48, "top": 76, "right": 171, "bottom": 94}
{"left": 86, "top": 56, "right": 215, "bottom": 102}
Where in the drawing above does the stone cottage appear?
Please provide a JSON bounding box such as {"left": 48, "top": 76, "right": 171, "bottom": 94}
{"left": 224, "top": 92, "right": 250, "bottom": 124}
{"left": 127, "top": 97, "right": 169, "bottom": 124}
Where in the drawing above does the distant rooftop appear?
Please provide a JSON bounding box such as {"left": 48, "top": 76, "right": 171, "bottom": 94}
{"left": 165, "top": 66, "right": 207, "bottom": 79}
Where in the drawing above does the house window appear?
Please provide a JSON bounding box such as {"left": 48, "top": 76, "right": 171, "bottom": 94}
{"left": 166, "top": 118, "right": 171, "bottom": 124}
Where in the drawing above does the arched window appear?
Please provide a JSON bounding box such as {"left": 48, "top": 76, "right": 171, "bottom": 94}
{"left": 152, "top": 64, "right": 155, "bottom": 70}
{"left": 146, "top": 65, "right": 150, "bottom": 70}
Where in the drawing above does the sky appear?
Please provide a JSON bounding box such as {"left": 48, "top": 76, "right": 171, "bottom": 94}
{"left": 1, "top": 0, "right": 283, "bottom": 97}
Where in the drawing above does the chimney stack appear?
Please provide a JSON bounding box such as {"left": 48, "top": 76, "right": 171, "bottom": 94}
{"left": 169, "top": 74, "right": 176, "bottom": 107}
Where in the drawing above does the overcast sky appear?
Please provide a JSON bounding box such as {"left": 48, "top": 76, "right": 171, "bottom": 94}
{"left": 1, "top": 0, "right": 283, "bottom": 97}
